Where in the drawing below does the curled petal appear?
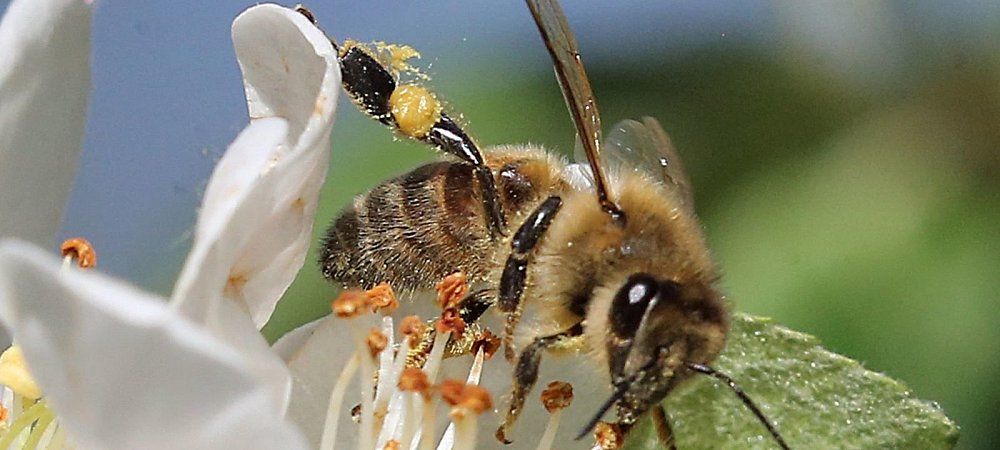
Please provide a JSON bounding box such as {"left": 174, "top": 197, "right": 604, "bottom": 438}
{"left": 0, "top": 240, "right": 308, "bottom": 450}
{"left": 171, "top": 3, "right": 340, "bottom": 330}
{"left": 0, "top": 0, "right": 91, "bottom": 247}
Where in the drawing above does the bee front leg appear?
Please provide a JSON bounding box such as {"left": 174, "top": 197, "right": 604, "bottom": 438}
{"left": 498, "top": 196, "right": 563, "bottom": 360}
{"left": 495, "top": 323, "right": 583, "bottom": 445}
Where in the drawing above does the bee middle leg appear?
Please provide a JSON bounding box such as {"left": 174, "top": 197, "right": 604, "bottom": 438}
{"left": 495, "top": 323, "right": 583, "bottom": 445}
{"left": 497, "top": 196, "right": 564, "bottom": 360}
{"left": 335, "top": 43, "right": 507, "bottom": 238}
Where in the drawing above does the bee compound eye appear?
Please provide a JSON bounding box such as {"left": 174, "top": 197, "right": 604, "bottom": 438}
{"left": 610, "top": 274, "right": 659, "bottom": 337}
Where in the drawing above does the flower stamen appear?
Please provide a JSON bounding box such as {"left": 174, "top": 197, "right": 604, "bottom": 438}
{"left": 60, "top": 237, "right": 97, "bottom": 269}
{"left": 319, "top": 353, "right": 360, "bottom": 450}
{"left": 537, "top": 381, "right": 574, "bottom": 450}
{"left": 439, "top": 379, "right": 491, "bottom": 450}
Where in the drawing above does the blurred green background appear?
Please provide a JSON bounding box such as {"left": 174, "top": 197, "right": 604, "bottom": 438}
{"left": 263, "top": 6, "right": 999, "bottom": 449}
{"left": 20, "top": 0, "right": 993, "bottom": 448}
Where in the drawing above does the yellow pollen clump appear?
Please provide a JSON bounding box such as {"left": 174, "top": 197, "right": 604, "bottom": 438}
{"left": 60, "top": 237, "right": 97, "bottom": 268}
{"left": 0, "top": 346, "right": 42, "bottom": 400}
{"left": 384, "top": 44, "right": 421, "bottom": 73}
{"left": 389, "top": 84, "right": 441, "bottom": 139}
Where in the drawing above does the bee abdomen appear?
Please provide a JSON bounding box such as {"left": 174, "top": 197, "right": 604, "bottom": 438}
{"left": 320, "top": 161, "right": 494, "bottom": 291}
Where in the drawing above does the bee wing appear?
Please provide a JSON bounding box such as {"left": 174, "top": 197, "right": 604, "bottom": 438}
{"left": 527, "top": 0, "right": 621, "bottom": 217}
{"left": 599, "top": 117, "right": 696, "bottom": 210}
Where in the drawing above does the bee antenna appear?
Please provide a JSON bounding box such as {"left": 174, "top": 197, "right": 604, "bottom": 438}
{"left": 574, "top": 382, "right": 629, "bottom": 440}
{"left": 685, "top": 362, "right": 791, "bottom": 450}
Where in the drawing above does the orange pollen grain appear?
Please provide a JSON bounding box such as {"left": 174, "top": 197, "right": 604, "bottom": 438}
{"left": 366, "top": 328, "right": 388, "bottom": 357}
{"left": 435, "top": 271, "right": 468, "bottom": 309}
{"left": 332, "top": 290, "right": 370, "bottom": 318}
{"left": 540, "top": 381, "right": 574, "bottom": 413}
{"left": 472, "top": 330, "right": 501, "bottom": 361}
{"left": 435, "top": 308, "right": 466, "bottom": 336}
{"left": 382, "top": 440, "right": 400, "bottom": 450}
{"left": 398, "top": 367, "right": 432, "bottom": 396}
{"left": 60, "top": 237, "right": 97, "bottom": 268}
{"left": 365, "top": 283, "right": 399, "bottom": 314}
{"left": 0, "top": 404, "right": 7, "bottom": 422}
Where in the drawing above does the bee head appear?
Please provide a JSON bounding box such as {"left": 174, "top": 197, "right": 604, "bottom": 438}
{"left": 600, "top": 272, "right": 729, "bottom": 427}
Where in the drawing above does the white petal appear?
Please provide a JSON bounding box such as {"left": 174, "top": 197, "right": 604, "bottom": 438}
{"left": 281, "top": 315, "right": 358, "bottom": 448}
{"left": 169, "top": 119, "right": 296, "bottom": 412}
{"left": 0, "top": 240, "right": 308, "bottom": 450}
{"left": 171, "top": 4, "right": 339, "bottom": 330}
{"left": 0, "top": 0, "right": 91, "bottom": 247}
{"left": 271, "top": 315, "right": 324, "bottom": 362}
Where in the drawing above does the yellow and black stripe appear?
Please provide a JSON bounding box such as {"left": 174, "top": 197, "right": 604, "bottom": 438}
{"left": 336, "top": 42, "right": 507, "bottom": 238}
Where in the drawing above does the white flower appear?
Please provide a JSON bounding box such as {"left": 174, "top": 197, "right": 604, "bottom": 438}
{"left": 0, "top": 1, "right": 338, "bottom": 448}
{"left": 0, "top": 0, "right": 90, "bottom": 248}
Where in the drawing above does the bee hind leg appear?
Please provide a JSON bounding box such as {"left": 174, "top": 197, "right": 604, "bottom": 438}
{"left": 495, "top": 323, "right": 583, "bottom": 445}
{"left": 335, "top": 42, "right": 508, "bottom": 238}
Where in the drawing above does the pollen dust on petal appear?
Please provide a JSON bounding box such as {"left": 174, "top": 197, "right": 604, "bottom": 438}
{"left": 225, "top": 271, "right": 249, "bottom": 299}
{"left": 292, "top": 197, "right": 306, "bottom": 214}
{"left": 313, "top": 94, "right": 327, "bottom": 117}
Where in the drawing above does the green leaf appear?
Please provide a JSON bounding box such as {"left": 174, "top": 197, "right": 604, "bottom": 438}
{"left": 624, "top": 313, "right": 959, "bottom": 449}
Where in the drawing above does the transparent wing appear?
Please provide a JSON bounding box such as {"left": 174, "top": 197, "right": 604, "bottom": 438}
{"left": 596, "top": 117, "right": 695, "bottom": 210}
{"left": 526, "top": 0, "right": 621, "bottom": 218}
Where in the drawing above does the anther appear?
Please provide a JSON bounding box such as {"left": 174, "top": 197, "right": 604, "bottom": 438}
{"left": 471, "top": 330, "right": 501, "bottom": 361}
{"left": 399, "top": 315, "right": 428, "bottom": 346}
{"left": 537, "top": 381, "right": 574, "bottom": 450}
{"left": 435, "top": 308, "right": 466, "bottom": 337}
{"left": 397, "top": 367, "right": 432, "bottom": 399}
{"left": 331, "top": 290, "right": 370, "bottom": 318}
{"left": 367, "top": 328, "right": 388, "bottom": 358}
{"left": 435, "top": 271, "right": 468, "bottom": 309}
{"left": 439, "top": 379, "right": 492, "bottom": 420}
{"left": 366, "top": 282, "right": 399, "bottom": 314}
{"left": 540, "top": 381, "right": 574, "bottom": 413}
{"left": 594, "top": 422, "right": 625, "bottom": 450}
{"left": 60, "top": 237, "right": 96, "bottom": 268}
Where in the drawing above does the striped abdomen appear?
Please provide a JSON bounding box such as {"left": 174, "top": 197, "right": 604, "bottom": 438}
{"left": 320, "top": 147, "right": 566, "bottom": 291}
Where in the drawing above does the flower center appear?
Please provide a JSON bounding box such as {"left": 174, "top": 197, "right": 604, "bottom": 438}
{"left": 0, "top": 238, "right": 97, "bottom": 448}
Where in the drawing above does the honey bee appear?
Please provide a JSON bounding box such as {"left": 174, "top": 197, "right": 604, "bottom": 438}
{"left": 313, "top": 1, "right": 789, "bottom": 448}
